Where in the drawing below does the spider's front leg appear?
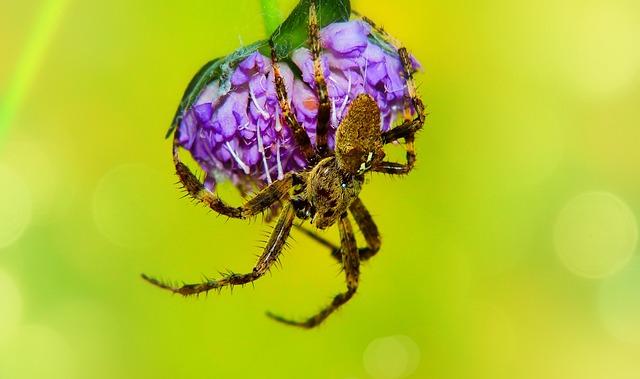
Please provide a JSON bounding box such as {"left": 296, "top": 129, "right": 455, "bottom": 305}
{"left": 142, "top": 203, "right": 296, "bottom": 296}
{"left": 267, "top": 213, "right": 360, "bottom": 328}
{"left": 269, "top": 40, "right": 317, "bottom": 164}
{"left": 308, "top": 0, "right": 332, "bottom": 157}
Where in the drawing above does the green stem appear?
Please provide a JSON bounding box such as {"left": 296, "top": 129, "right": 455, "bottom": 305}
{"left": 260, "top": 0, "right": 282, "bottom": 36}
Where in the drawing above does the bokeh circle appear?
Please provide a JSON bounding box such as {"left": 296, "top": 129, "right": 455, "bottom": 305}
{"left": 554, "top": 192, "right": 637, "bottom": 278}
{"left": 363, "top": 335, "right": 420, "bottom": 379}
{"left": 0, "top": 165, "right": 32, "bottom": 249}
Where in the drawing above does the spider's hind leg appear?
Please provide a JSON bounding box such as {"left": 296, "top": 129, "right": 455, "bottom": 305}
{"left": 142, "top": 203, "right": 296, "bottom": 296}
{"left": 295, "top": 198, "right": 381, "bottom": 262}
{"left": 349, "top": 198, "right": 381, "bottom": 260}
{"left": 268, "top": 213, "right": 360, "bottom": 328}
{"left": 294, "top": 224, "right": 343, "bottom": 262}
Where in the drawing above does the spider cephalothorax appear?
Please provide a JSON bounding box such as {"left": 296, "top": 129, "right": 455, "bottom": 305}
{"left": 299, "top": 94, "right": 384, "bottom": 229}
{"left": 142, "top": 1, "right": 425, "bottom": 328}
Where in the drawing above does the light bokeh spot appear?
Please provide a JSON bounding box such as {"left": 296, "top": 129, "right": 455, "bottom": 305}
{"left": 92, "top": 163, "right": 170, "bottom": 249}
{"left": 0, "top": 324, "right": 73, "bottom": 379}
{"left": 1, "top": 136, "right": 70, "bottom": 215}
{"left": 0, "top": 165, "right": 32, "bottom": 249}
{"left": 363, "top": 335, "right": 420, "bottom": 379}
{"left": 554, "top": 192, "right": 637, "bottom": 278}
{"left": 598, "top": 257, "right": 640, "bottom": 345}
{"left": 0, "top": 269, "right": 22, "bottom": 347}
{"left": 45, "top": 301, "right": 121, "bottom": 378}
{"left": 566, "top": 2, "right": 640, "bottom": 98}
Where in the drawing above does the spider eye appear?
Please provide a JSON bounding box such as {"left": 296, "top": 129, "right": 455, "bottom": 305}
{"left": 341, "top": 182, "right": 347, "bottom": 189}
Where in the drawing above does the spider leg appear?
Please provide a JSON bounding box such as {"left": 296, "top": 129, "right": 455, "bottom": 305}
{"left": 352, "top": 11, "right": 426, "bottom": 146}
{"left": 380, "top": 118, "right": 422, "bottom": 145}
{"left": 269, "top": 40, "right": 317, "bottom": 164}
{"left": 372, "top": 104, "right": 418, "bottom": 175}
{"left": 293, "top": 224, "right": 342, "bottom": 261}
{"left": 294, "top": 198, "right": 381, "bottom": 262}
{"left": 308, "top": 0, "right": 331, "bottom": 156}
{"left": 267, "top": 213, "right": 360, "bottom": 328}
{"left": 172, "top": 138, "right": 294, "bottom": 218}
{"left": 371, "top": 161, "right": 415, "bottom": 175}
{"left": 349, "top": 198, "right": 381, "bottom": 260}
{"left": 142, "top": 203, "right": 296, "bottom": 296}
{"left": 350, "top": 12, "right": 424, "bottom": 175}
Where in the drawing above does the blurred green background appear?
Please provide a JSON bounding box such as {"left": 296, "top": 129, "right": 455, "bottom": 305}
{"left": 1, "top": 0, "right": 640, "bottom": 378}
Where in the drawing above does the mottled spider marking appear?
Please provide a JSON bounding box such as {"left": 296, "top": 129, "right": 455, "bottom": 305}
{"left": 304, "top": 156, "right": 362, "bottom": 229}
{"left": 334, "top": 94, "right": 385, "bottom": 175}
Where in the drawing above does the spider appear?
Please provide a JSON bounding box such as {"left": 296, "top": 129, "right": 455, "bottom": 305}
{"left": 142, "top": 3, "right": 426, "bottom": 328}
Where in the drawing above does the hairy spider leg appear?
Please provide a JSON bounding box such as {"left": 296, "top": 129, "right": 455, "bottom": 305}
{"left": 373, "top": 107, "right": 418, "bottom": 175}
{"left": 352, "top": 10, "right": 426, "bottom": 132}
{"left": 172, "top": 136, "right": 294, "bottom": 218}
{"left": 142, "top": 203, "right": 296, "bottom": 296}
{"left": 269, "top": 39, "right": 317, "bottom": 165}
{"left": 351, "top": 10, "right": 426, "bottom": 175}
{"left": 295, "top": 198, "right": 381, "bottom": 262}
{"left": 308, "top": 0, "right": 332, "bottom": 157}
{"left": 349, "top": 197, "right": 382, "bottom": 260}
{"left": 268, "top": 213, "right": 360, "bottom": 328}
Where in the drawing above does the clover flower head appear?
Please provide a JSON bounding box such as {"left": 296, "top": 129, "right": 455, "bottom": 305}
{"left": 177, "top": 20, "right": 420, "bottom": 191}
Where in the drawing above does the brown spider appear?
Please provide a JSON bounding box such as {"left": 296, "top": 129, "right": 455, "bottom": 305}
{"left": 142, "top": 4, "right": 426, "bottom": 328}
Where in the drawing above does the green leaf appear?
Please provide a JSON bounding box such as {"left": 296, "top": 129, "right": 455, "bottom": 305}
{"left": 262, "top": 0, "right": 351, "bottom": 59}
{"left": 167, "top": 58, "right": 222, "bottom": 138}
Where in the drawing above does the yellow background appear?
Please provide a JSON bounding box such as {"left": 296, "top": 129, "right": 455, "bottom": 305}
{"left": 1, "top": 0, "right": 640, "bottom": 378}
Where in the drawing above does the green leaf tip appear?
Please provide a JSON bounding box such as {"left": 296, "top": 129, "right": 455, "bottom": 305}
{"left": 263, "top": 0, "right": 351, "bottom": 59}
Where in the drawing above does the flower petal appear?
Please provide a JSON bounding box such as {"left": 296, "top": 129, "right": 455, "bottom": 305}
{"left": 321, "top": 21, "right": 371, "bottom": 57}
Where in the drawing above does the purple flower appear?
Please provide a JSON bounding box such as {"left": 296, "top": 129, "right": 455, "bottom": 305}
{"left": 177, "top": 20, "right": 420, "bottom": 191}
{"left": 321, "top": 21, "right": 371, "bottom": 57}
